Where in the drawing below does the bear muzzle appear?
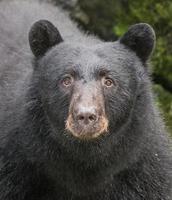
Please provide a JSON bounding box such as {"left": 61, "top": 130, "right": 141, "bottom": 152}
{"left": 66, "top": 113, "right": 108, "bottom": 140}
{"left": 65, "top": 83, "right": 109, "bottom": 140}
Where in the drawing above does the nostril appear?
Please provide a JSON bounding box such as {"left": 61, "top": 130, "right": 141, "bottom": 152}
{"left": 89, "top": 114, "right": 97, "bottom": 122}
{"left": 78, "top": 115, "right": 85, "bottom": 121}
{"left": 76, "top": 113, "right": 97, "bottom": 125}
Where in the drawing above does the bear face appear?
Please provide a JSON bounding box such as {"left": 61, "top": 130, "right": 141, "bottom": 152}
{"left": 29, "top": 20, "right": 155, "bottom": 141}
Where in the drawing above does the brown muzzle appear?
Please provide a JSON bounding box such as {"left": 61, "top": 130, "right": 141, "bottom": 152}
{"left": 66, "top": 82, "right": 108, "bottom": 140}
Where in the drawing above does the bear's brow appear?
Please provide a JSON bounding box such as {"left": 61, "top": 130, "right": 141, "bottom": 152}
{"left": 62, "top": 67, "right": 80, "bottom": 77}
{"left": 96, "top": 68, "right": 110, "bottom": 76}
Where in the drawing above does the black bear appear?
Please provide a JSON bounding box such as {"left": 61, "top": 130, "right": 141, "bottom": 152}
{"left": 0, "top": 0, "right": 171, "bottom": 200}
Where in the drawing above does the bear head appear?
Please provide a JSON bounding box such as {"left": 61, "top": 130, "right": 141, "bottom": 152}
{"left": 29, "top": 20, "right": 155, "bottom": 141}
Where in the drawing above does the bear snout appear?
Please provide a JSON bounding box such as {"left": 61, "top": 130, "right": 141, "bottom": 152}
{"left": 74, "top": 104, "right": 98, "bottom": 126}
{"left": 65, "top": 84, "right": 108, "bottom": 140}
{"left": 66, "top": 113, "right": 108, "bottom": 140}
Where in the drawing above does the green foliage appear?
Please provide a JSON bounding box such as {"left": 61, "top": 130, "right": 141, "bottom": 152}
{"left": 154, "top": 85, "right": 172, "bottom": 134}
{"left": 74, "top": 0, "right": 119, "bottom": 40}
{"left": 74, "top": 0, "right": 172, "bottom": 135}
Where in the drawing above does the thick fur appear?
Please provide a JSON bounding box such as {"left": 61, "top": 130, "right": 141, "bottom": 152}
{"left": 0, "top": 0, "right": 171, "bottom": 200}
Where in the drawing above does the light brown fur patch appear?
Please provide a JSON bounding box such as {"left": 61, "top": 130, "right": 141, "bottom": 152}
{"left": 65, "top": 114, "right": 109, "bottom": 140}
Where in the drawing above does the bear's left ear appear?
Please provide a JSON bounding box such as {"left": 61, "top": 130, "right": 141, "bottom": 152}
{"left": 29, "top": 20, "right": 63, "bottom": 58}
{"left": 120, "top": 23, "right": 155, "bottom": 62}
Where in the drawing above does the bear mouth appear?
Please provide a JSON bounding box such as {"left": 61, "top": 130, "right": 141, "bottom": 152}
{"left": 65, "top": 114, "right": 109, "bottom": 140}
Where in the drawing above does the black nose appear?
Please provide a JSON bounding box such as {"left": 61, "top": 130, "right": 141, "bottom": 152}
{"left": 75, "top": 107, "right": 98, "bottom": 126}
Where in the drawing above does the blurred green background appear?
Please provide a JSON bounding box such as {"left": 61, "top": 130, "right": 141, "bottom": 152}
{"left": 65, "top": 0, "right": 172, "bottom": 135}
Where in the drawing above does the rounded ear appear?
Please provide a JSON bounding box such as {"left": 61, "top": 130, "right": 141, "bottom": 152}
{"left": 120, "top": 23, "right": 155, "bottom": 62}
{"left": 29, "top": 20, "right": 63, "bottom": 58}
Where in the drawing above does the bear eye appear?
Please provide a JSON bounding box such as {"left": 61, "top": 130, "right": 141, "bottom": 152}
{"left": 102, "top": 77, "right": 114, "bottom": 87}
{"left": 62, "top": 75, "right": 74, "bottom": 87}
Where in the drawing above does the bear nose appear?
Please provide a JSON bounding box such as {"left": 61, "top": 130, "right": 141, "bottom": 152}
{"left": 75, "top": 106, "right": 98, "bottom": 125}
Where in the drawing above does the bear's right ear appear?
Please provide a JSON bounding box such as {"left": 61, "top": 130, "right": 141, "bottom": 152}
{"left": 29, "top": 20, "right": 63, "bottom": 58}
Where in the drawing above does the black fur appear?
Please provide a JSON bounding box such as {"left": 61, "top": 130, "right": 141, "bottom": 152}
{"left": 0, "top": 0, "right": 171, "bottom": 200}
{"left": 29, "top": 20, "right": 63, "bottom": 57}
{"left": 120, "top": 23, "right": 155, "bottom": 62}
